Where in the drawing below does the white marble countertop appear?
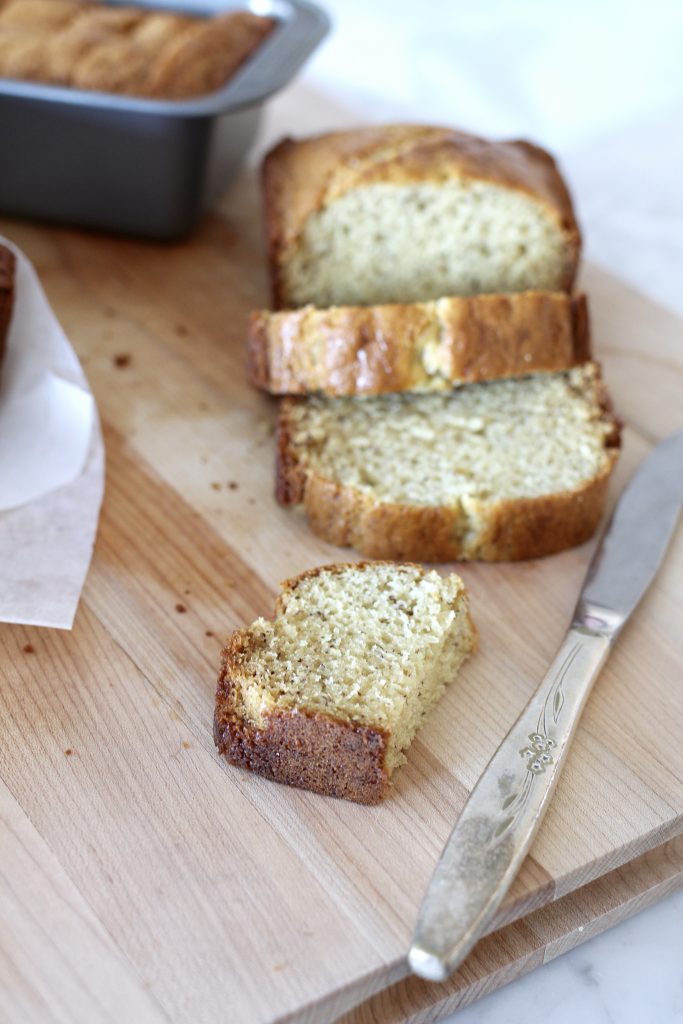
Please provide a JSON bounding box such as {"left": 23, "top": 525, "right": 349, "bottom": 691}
{"left": 252, "top": 1, "right": 683, "bottom": 1019}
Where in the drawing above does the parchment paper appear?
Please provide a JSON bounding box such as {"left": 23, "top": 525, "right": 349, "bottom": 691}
{"left": 0, "top": 239, "right": 104, "bottom": 629}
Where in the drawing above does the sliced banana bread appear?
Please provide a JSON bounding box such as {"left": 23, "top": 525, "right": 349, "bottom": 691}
{"left": 263, "top": 124, "right": 580, "bottom": 309}
{"left": 214, "top": 562, "right": 476, "bottom": 803}
{"left": 249, "top": 291, "right": 590, "bottom": 396}
{"left": 277, "top": 364, "right": 620, "bottom": 562}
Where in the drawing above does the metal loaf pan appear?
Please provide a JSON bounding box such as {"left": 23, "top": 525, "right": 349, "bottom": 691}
{"left": 0, "top": 0, "right": 328, "bottom": 239}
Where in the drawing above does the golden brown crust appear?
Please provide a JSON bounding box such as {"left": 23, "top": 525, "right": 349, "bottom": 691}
{"left": 144, "top": 10, "right": 274, "bottom": 100}
{"left": 571, "top": 292, "right": 592, "bottom": 363}
{"left": 250, "top": 291, "right": 591, "bottom": 396}
{"left": 275, "top": 369, "right": 622, "bottom": 562}
{"left": 214, "top": 702, "right": 391, "bottom": 805}
{"left": 293, "top": 467, "right": 617, "bottom": 562}
{"left": 0, "top": 2, "right": 274, "bottom": 98}
{"left": 0, "top": 244, "right": 15, "bottom": 369}
{"left": 262, "top": 125, "right": 581, "bottom": 308}
{"left": 0, "top": 0, "right": 82, "bottom": 30}
{"left": 275, "top": 410, "right": 307, "bottom": 505}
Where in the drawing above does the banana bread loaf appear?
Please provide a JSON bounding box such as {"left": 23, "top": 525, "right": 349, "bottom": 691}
{"left": 0, "top": 0, "right": 274, "bottom": 99}
{"left": 214, "top": 562, "right": 476, "bottom": 803}
{"left": 263, "top": 124, "right": 581, "bottom": 309}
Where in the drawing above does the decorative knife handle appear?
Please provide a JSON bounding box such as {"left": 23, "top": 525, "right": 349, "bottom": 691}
{"left": 409, "top": 626, "right": 611, "bottom": 982}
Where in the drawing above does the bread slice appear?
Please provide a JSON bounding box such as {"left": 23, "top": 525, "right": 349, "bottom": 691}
{"left": 0, "top": 243, "right": 15, "bottom": 368}
{"left": 277, "top": 364, "right": 620, "bottom": 562}
{"left": 263, "top": 124, "right": 580, "bottom": 309}
{"left": 249, "top": 290, "right": 590, "bottom": 396}
{"left": 214, "top": 562, "right": 476, "bottom": 803}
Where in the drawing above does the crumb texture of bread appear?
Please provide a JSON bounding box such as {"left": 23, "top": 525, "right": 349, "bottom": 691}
{"left": 277, "top": 365, "right": 620, "bottom": 562}
{"left": 214, "top": 563, "right": 476, "bottom": 803}
{"left": 0, "top": 0, "right": 274, "bottom": 98}
{"left": 249, "top": 291, "right": 590, "bottom": 396}
{"left": 263, "top": 125, "right": 580, "bottom": 308}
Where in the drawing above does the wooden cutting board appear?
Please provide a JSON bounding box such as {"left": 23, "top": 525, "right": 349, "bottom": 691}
{"left": 338, "top": 832, "right": 683, "bottom": 1024}
{"left": 0, "top": 173, "right": 682, "bottom": 1024}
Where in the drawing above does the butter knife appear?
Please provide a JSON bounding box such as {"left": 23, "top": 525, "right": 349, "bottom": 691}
{"left": 409, "top": 429, "right": 683, "bottom": 982}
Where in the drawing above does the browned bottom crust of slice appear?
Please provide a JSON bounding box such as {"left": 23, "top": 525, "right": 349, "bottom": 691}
{"left": 277, "top": 464, "right": 616, "bottom": 562}
{"left": 249, "top": 291, "right": 591, "bottom": 397}
{"left": 0, "top": 244, "right": 16, "bottom": 367}
{"left": 214, "top": 640, "right": 390, "bottom": 805}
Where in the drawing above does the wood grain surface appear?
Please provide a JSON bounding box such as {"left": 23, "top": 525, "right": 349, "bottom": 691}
{"left": 0, "top": 173, "right": 682, "bottom": 1024}
{"left": 338, "top": 835, "right": 683, "bottom": 1024}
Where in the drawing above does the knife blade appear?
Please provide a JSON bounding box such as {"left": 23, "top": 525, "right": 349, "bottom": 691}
{"left": 409, "top": 430, "right": 683, "bottom": 983}
{"left": 575, "top": 428, "right": 683, "bottom": 637}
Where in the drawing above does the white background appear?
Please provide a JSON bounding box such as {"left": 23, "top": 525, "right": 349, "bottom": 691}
{"left": 254, "top": 1, "right": 683, "bottom": 1020}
